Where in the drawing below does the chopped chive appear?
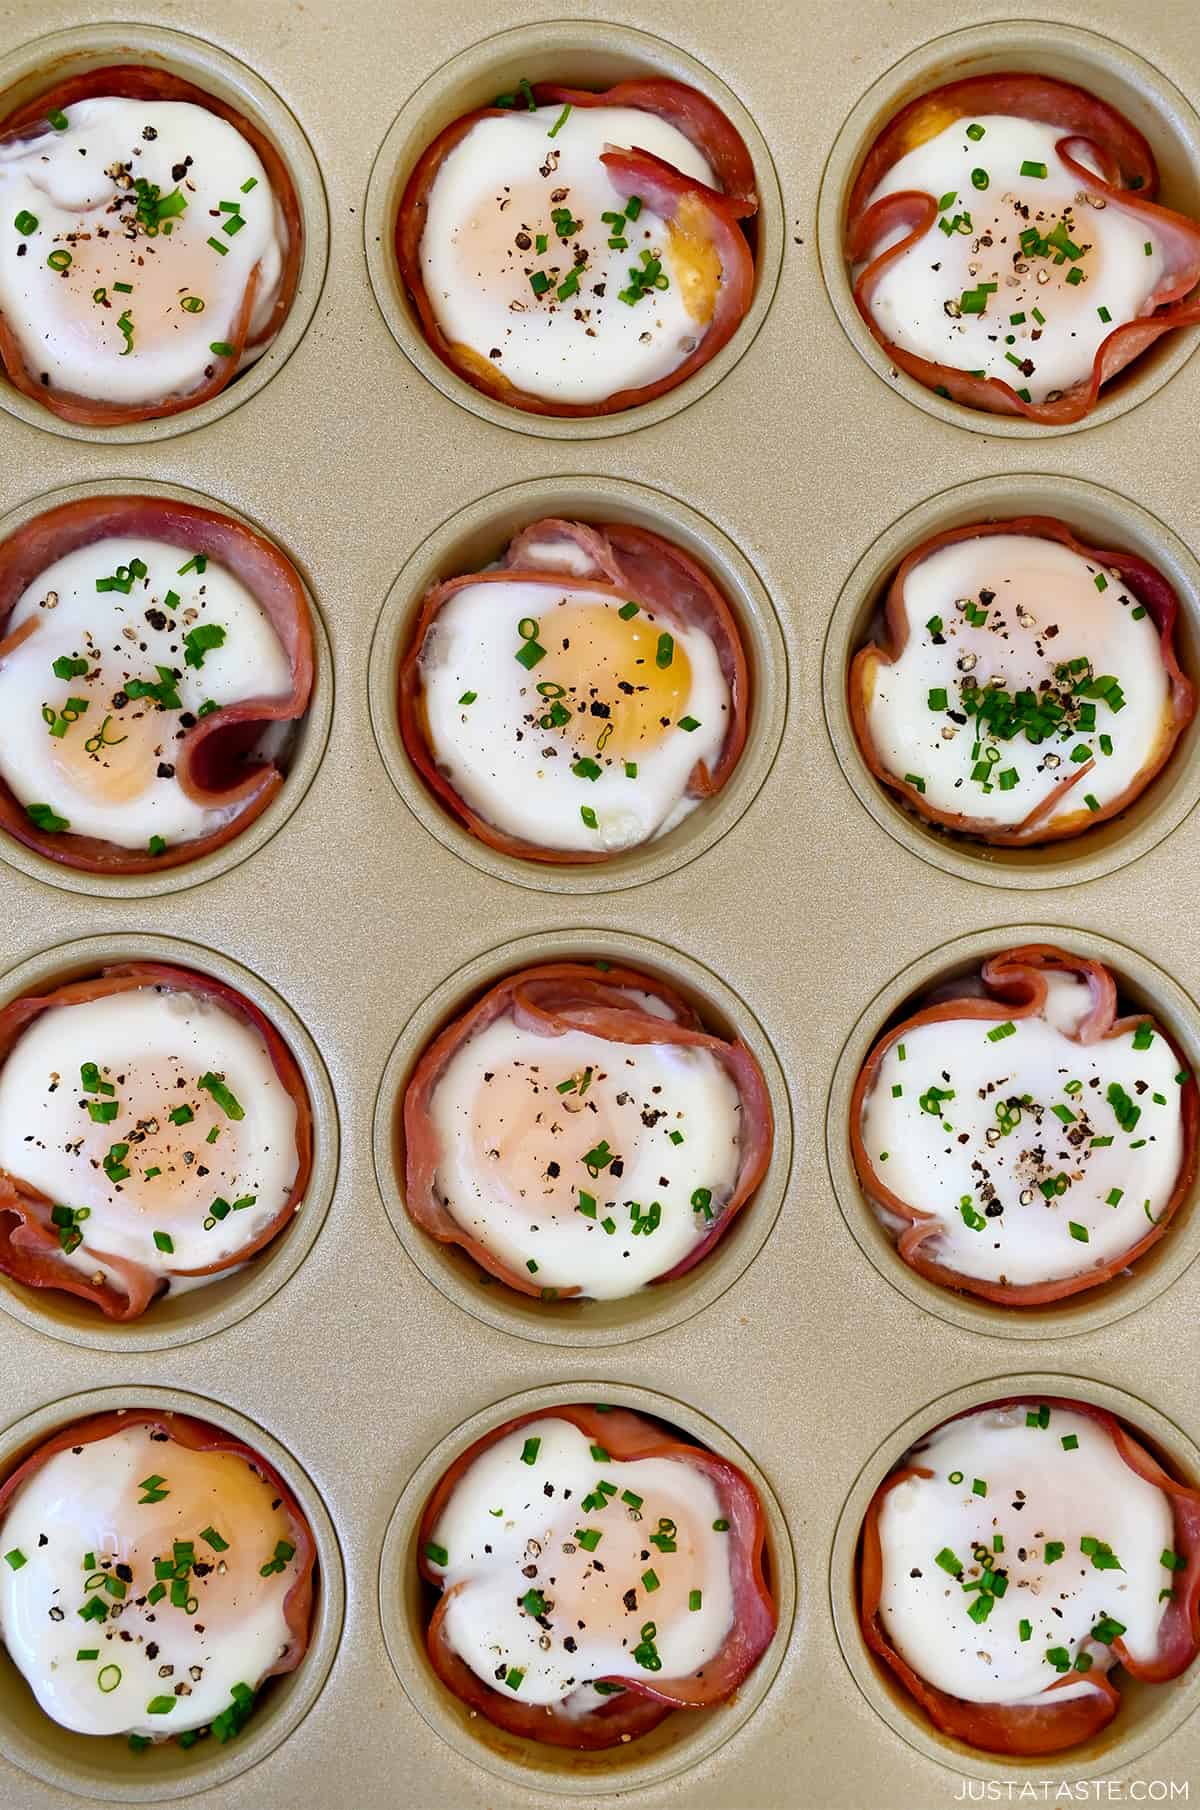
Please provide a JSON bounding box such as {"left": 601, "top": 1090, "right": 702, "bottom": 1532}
{"left": 152, "top": 1230, "right": 173, "bottom": 1253}
{"left": 199, "top": 1073, "right": 244, "bottom": 1120}
{"left": 655, "top": 632, "right": 674, "bottom": 668}
{"left": 1061, "top": 1433, "right": 1079, "bottom": 1451}
{"left": 1020, "top": 160, "right": 1048, "bottom": 179}
{"left": 547, "top": 103, "right": 571, "bottom": 138}
{"left": 520, "top": 1437, "right": 540, "bottom": 1465}
{"left": 642, "top": 1568, "right": 660, "bottom": 1592}
{"left": 146, "top": 1696, "right": 176, "bottom": 1715}
{"left": 424, "top": 1541, "right": 448, "bottom": 1566}
{"left": 4, "top": 1548, "right": 26, "bottom": 1570}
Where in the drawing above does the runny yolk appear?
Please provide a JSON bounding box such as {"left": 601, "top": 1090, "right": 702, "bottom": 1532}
{"left": 535, "top": 602, "right": 692, "bottom": 759}
{"left": 666, "top": 195, "right": 722, "bottom": 326}
{"left": 47, "top": 697, "right": 165, "bottom": 805}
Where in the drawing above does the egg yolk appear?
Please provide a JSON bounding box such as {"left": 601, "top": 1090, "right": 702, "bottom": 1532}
{"left": 666, "top": 195, "right": 722, "bottom": 326}
{"left": 466, "top": 1058, "right": 626, "bottom": 1225}
{"left": 46, "top": 693, "right": 165, "bottom": 805}
{"left": 70, "top": 1434, "right": 292, "bottom": 1616}
{"left": 49, "top": 235, "right": 220, "bottom": 365}
{"left": 73, "top": 1058, "right": 245, "bottom": 1228}
{"left": 535, "top": 603, "right": 692, "bottom": 759}
{"left": 540, "top": 1478, "right": 706, "bottom": 1641}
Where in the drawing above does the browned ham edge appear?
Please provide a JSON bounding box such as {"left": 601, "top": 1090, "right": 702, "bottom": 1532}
{"left": 0, "top": 495, "right": 313, "bottom": 874}
{"left": 418, "top": 1404, "right": 775, "bottom": 1748}
{"left": 402, "top": 961, "right": 772, "bottom": 1298}
{"left": 0, "top": 962, "right": 312, "bottom": 1319}
{"left": 859, "top": 1397, "right": 1200, "bottom": 1754}
{"left": 849, "top": 945, "right": 1200, "bottom": 1306}
{"left": 398, "top": 517, "right": 750, "bottom": 863}
{"left": 0, "top": 66, "right": 302, "bottom": 425}
{"left": 849, "top": 516, "right": 1196, "bottom": 846}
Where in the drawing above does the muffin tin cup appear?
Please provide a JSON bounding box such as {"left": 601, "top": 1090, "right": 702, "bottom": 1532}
{"left": 0, "top": 22, "right": 329, "bottom": 444}
{"left": 829, "top": 1371, "right": 1200, "bottom": 1780}
{"left": 0, "top": 477, "right": 334, "bottom": 898}
{"left": 367, "top": 474, "right": 788, "bottom": 893}
{"left": 378, "top": 1379, "right": 796, "bottom": 1795}
{"left": 363, "top": 18, "right": 785, "bottom": 439}
{"left": 372, "top": 926, "right": 792, "bottom": 1345}
{"left": 822, "top": 473, "right": 1200, "bottom": 890}
{"left": 826, "top": 921, "right": 1200, "bottom": 1340}
{"left": 0, "top": 1383, "right": 345, "bottom": 1803}
{"left": 816, "top": 18, "right": 1200, "bottom": 437}
{"left": 0, "top": 932, "right": 339, "bottom": 1352}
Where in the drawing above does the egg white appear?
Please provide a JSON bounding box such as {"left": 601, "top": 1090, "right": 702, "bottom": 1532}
{"left": 0, "top": 1422, "right": 302, "bottom": 1737}
{"left": 0, "top": 98, "right": 285, "bottom": 406}
{"left": 426, "top": 1000, "right": 743, "bottom": 1296}
{"left": 865, "top": 532, "right": 1172, "bottom": 829}
{"left": 0, "top": 983, "right": 299, "bottom": 1288}
{"left": 428, "top": 1416, "right": 735, "bottom": 1706}
{"left": 864, "top": 115, "right": 1166, "bottom": 401}
{"left": 420, "top": 579, "right": 730, "bottom": 854}
{"left": 0, "top": 534, "right": 293, "bottom": 850}
{"left": 861, "top": 969, "right": 1184, "bottom": 1286}
{"left": 421, "top": 104, "right": 717, "bottom": 404}
{"left": 877, "top": 1404, "right": 1175, "bottom": 1704}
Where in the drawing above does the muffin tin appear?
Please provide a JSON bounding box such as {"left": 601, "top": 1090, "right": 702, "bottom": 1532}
{"left": 1, "top": 0, "right": 1199, "bottom": 1805}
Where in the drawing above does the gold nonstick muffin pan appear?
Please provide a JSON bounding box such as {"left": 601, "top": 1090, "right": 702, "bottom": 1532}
{"left": 0, "top": 2, "right": 1199, "bottom": 1806}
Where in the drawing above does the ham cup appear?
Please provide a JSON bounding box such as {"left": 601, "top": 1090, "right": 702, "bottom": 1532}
{"left": 849, "top": 517, "right": 1195, "bottom": 847}
{"left": 845, "top": 74, "right": 1200, "bottom": 423}
{"left": 399, "top": 517, "right": 749, "bottom": 862}
{"left": 395, "top": 78, "right": 757, "bottom": 415}
{"left": 0, "top": 67, "right": 301, "bottom": 426}
{"left": 403, "top": 961, "right": 772, "bottom": 1301}
{"left": 417, "top": 1403, "right": 775, "bottom": 1748}
{"left": 0, "top": 962, "right": 312, "bottom": 1320}
{"left": 0, "top": 495, "right": 313, "bottom": 875}
{"left": 851, "top": 945, "right": 1199, "bottom": 1307}
{"left": 859, "top": 1397, "right": 1200, "bottom": 1756}
{"left": 0, "top": 1410, "right": 315, "bottom": 1749}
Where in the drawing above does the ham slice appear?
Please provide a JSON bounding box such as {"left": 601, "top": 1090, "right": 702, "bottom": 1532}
{"left": 419, "top": 1403, "right": 775, "bottom": 1747}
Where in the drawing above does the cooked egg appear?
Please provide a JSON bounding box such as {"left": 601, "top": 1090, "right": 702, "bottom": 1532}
{"left": 418, "top": 581, "right": 730, "bottom": 854}
{"left": 860, "top": 967, "right": 1184, "bottom": 1287}
{"left": 0, "top": 534, "right": 293, "bottom": 852}
{"left": 0, "top": 98, "right": 285, "bottom": 405}
{"left": 861, "top": 532, "right": 1174, "bottom": 832}
{"left": 876, "top": 1403, "right": 1174, "bottom": 1705}
{"left": 863, "top": 116, "right": 1166, "bottom": 400}
{"left": 422, "top": 988, "right": 743, "bottom": 1295}
{"left": 0, "top": 980, "right": 300, "bottom": 1291}
{"left": 0, "top": 1420, "right": 305, "bottom": 1737}
{"left": 426, "top": 1415, "right": 734, "bottom": 1707}
{"left": 420, "top": 105, "right": 718, "bottom": 405}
